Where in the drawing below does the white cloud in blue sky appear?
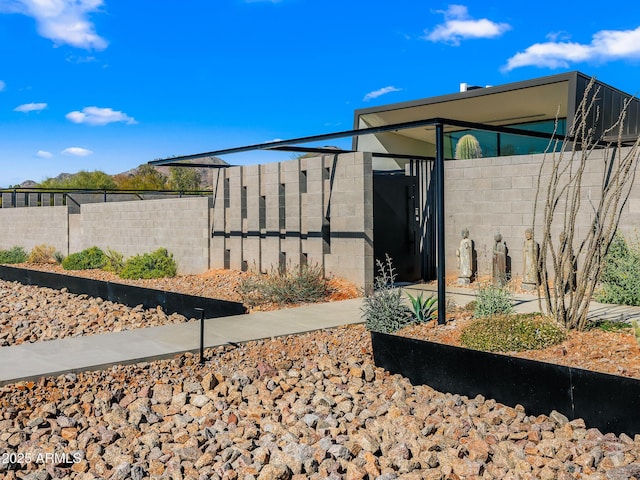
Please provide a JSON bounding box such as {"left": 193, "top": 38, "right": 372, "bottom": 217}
{"left": 0, "top": 80, "right": 5, "bottom": 91}
{"left": 425, "top": 5, "right": 511, "bottom": 46}
{"left": 14, "top": 102, "right": 47, "bottom": 113}
{"left": 0, "top": 0, "right": 108, "bottom": 50}
{"left": 363, "top": 86, "right": 402, "bottom": 102}
{"left": 66, "top": 107, "right": 137, "bottom": 126}
{"left": 62, "top": 147, "right": 93, "bottom": 157}
{"left": 37, "top": 150, "right": 53, "bottom": 159}
{"left": 505, "top": 26, "right": 640, "bottom": 71}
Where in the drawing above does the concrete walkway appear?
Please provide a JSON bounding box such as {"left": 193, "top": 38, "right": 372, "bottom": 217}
{"left": 0, "top": 298, "right": 365, "bottom": 385}
{"left": 2, "top": 285, "right": 640, "bottom": 385}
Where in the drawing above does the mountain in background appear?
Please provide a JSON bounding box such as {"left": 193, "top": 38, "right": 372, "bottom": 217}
{"left": 16, "top": 157, "right": 229, "bottom": 190}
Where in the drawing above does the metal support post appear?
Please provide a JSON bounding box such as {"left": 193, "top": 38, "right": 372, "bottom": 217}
{"left": 435, "top": 123, "right": 446, "bottom": 324}
{"left": 195, "top": 308, "right": 205, "bottom": 364}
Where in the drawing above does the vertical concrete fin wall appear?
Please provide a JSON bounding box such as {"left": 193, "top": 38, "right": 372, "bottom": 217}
{"left": 212, "top": 153, "right": 374, "bottom": 290}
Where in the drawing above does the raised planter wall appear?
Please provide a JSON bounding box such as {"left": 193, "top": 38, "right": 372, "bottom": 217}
{"left": 0, "top": 266, "right": 246, "bottom": 320}
{"left": 371, "top": 331, "right": 640, "bottom": 436}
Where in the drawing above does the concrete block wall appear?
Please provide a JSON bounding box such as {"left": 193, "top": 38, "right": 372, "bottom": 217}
{"left": 444, "top": 147, "right": 640, "bottom": 282}
{"left": 0, "top": 206, "right": 69, "bottom": 254}
{"left": 77, "top": 197, "right": 212, "bottom": 274}
{"left": 211, "top": 153, "right": 374, "bottom": 290}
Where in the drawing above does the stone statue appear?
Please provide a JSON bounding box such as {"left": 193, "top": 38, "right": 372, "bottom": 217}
{"left": 492, "top": 232, "right": 507, "bottom": 287}
{"left": 456, "top": 228, "right": 473, "bottom": 285}
{"left": 522, "top": 228, "right": 539, "bottom": 290}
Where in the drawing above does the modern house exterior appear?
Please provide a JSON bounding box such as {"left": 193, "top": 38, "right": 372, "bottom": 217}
{"left": 1, "top": 71, "right": 639, "bottom": 294}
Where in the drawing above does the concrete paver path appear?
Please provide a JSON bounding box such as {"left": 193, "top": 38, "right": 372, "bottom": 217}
{"left": 2, "top": 285, "right": 640, "bottom": 385}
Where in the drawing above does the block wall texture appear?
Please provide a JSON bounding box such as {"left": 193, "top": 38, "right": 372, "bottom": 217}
{"left": 0, "top": 206, "right": 69, "bottom": 254}
{"left": 78, "top": 197, "right": 212, "bottom": 274}
{"left": 212, "top": 153, "right": 374, "bottom": 290}
{"left": 444, "top": 147, "right": 640, "bottom": 282}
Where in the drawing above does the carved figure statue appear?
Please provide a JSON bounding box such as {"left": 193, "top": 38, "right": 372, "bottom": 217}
{"left": 456, "top": 228, "right": 473, "bottom": 285}
{"left": 522, "top": 228, "right": 539, "bottom": 290}
{"left": 492, "top": 232, "right": 507, "bottom": 287}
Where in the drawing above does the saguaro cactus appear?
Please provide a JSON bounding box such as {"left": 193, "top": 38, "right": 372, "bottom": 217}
{"left": 455, "top": 134, "right": 483, "bottom": 159}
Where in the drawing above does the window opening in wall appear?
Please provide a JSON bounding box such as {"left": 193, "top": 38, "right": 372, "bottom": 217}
{"left": 241, "top": 260, "right": 248, "bottom": 272}
{"left": 300, "top": 252, "right": 308, "bottom": 267}
{"left": 300, "top": 170, "right": 307, "bottom": 194}
{"left": 279, "top": 183, "right": 286, "bottom": 230}
{"left": 224, "top": 249, "right": 231, "bottom": 269}
{"left": 279, "top": 252, "right": 286, "bottom": 272}
{"left": 224, "top": 178, "right": 230, "bottom": 209}
{"left": 241, "top": 186, "right": 247, "bottom": 219}
{"left": 259, "top": 195, "right": 266, "bottom": 230}
{"left": 322, "top": 218, "right": 331, "bottom": 254}
{"left": 323, "top": 167, "right": 331, "bottom": 180}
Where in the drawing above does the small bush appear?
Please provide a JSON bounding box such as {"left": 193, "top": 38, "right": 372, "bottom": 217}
{"left": 119, "top": 248, "right": 177, "bottom": 279}
{"left": 406, "top": 291, "right": 437, "bottom": 323}
{"left": 53, "top": 251, "right": 65, "bottom": 264}
{"left": 596, "top": 234, "right": 640, "bottom": 306}
{"left": 0, "top": 246, "right": 28, "bottom": 264}
{"left": 62, "top": 246, "right": 107, "bottom": 270}
{"left": 103, "top": 248, "right": 125, "bottom": 274}
{"left": 473, "top": 283, "right": 514, "bottom": 318}
{"left": 460, "top": 314, "right": 566, "bottom": 352}
{"left": 27, "top": 244, "right": 57, "bottom": 264}
{"left": 362, "top": 255, "right": 412, "bottom": 334}
{"left": 239, "top": 263, "right": 332, "bottom": 307}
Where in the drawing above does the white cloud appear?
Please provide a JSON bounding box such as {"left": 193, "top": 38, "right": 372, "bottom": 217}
{"left": 424, "top": 5, "right": 510, "bottom": 46}
{"left": 36, "top": 150, "right": 53, "bottom": 158}
{"left": 66, "top": 106, "right": 137, "bottom": 126}
{"left": 363, "top": 86, "right": 402, "bottom": 102}
{"left": 62, "top": 147, "right": 93, "bottom": 156}
{"left": 0, "top": 80, "right": 5, "bottom": 91}
{"left": 0, "top": 0, "right": 107, "bottom": 50}
{"left": 504, "top": 26, "right": 640, "bottom": 71}
{"left": 14, "top": 102, "right": 47, "bottom": 112}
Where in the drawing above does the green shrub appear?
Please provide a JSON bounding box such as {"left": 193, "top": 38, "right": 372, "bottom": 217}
{"left": 53, "top": 251, "right": 65, "bottom": 264}
{"left": 406, "top": 291, "right": 437, "bottom": 323}
{"left": 460, "top": 314, "right": 566, "bottom": 352}
{"left": 596, "top": 234, "right": 640, "bottom": 306}
{"left": 27, "top": 244, "right": 57, "bottom": 263}
{"left": 0, "top": 246, "right": 28, "bottom": 264}
{"left": 119, "top": 248, "right": 177, "bottom": 279}
{"left": 62, "top": 246, "right": 107, "bottom": 270}
{"left": 362, "top": 255, "right": 412, "bottom": 333}
{"left": 239, "top": 263, "right": 332, "bottom": 307}
{"left": 587, "top": 318, "right": 631, "bottom": 333}
{"left": 103, "top": 248, "right": 125, "bottom": 274}
{"left": 473, "top": 283, "right": 514, "bottom": 318}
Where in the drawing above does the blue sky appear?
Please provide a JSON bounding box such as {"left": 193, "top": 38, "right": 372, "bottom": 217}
{"left": 1, "top": 0, "right": 639, "bottom": 187}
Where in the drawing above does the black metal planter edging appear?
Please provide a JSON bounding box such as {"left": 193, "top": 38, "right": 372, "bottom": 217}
{"left": 371, "top": 331, "right": 640, "bottom": 436}
{"left": 0, "top": 266, "right": 246, "bottom": 320}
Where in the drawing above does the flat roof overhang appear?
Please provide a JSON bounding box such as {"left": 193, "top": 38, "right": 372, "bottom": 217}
{"left": 353, "top": 72, "right": 577, "bottom": 150}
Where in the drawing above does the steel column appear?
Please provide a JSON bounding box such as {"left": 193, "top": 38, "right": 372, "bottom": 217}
{"left": 435, "top": 123, "right": 446, "bottom": 324}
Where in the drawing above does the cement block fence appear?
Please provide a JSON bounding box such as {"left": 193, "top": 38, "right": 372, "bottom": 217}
{"left": 0, "top": 148, "right": 638, "bottom": 289}
{"left": 0, "top": 153, "right": 375, "bottom": 289}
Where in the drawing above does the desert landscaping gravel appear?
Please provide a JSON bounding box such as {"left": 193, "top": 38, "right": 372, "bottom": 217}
{"left": 1, "top": 324, "right": 640, "bottom": 480}
{"left": 0, "top": 279, "right": 189, "bottom": 346}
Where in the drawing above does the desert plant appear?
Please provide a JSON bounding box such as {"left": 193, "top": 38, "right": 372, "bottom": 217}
{"left": 406, "top": 291, "right": 437, "bottom": 323}
{"left": 362, "top": 255, "right": 412, "bottom": 333}
{"left": 27, "top": 244, "right": 57, "bottom": 264}
{"left": 0, "top": 246, "right": 28, "bottom": 264}
{"left": 632, "top": 320, "right": 640, "bottom": 347}
{"left": 119, "top": 248, "right": 177, "bottom": 279}
{"left": 62, "top": 246, "right": 107, "bottom": 270}
{"left": 238, "top": 263, "right": 332, "bottom": 307}
{"left": 473, "top": 283, "right": 514, "bottom": 318}
{"left": 455, "top": 134, "right": 483, "bottom": 159}
{"left": 460, "top": 313, "right": 566, "bottom": 352}
{"left": 595, "top": 234, "right": 640, "bottom": 306}
{"left": 534, "top": 78, "right": 640, "bottom": 330}
{"left": 103, "top": 248, "right": 125, "bottom": 274}
{"left": 53, "top": 251, "right": 65, "bottom": 264}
